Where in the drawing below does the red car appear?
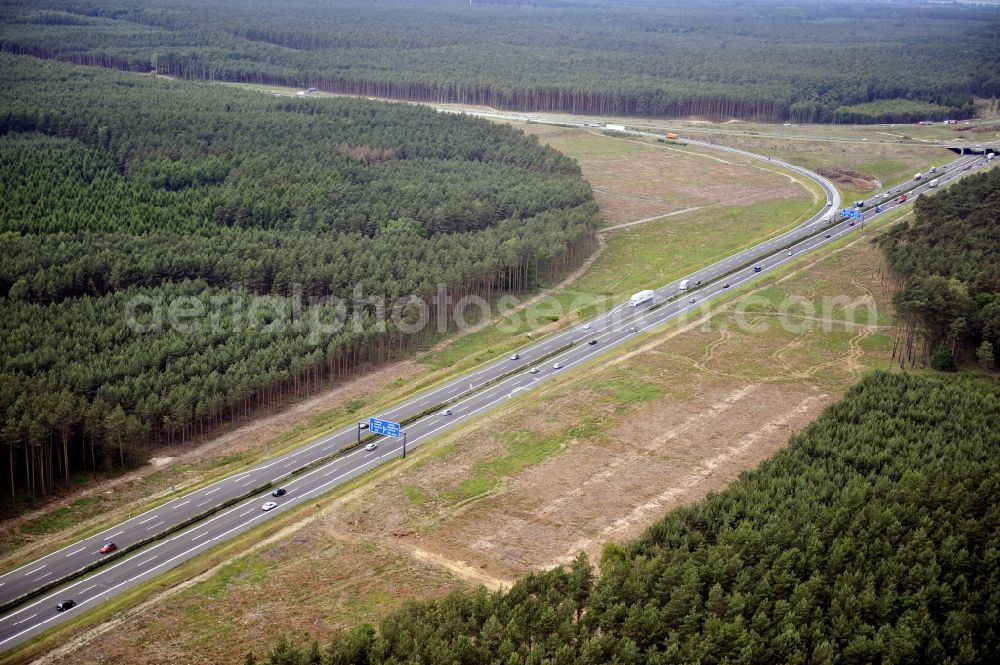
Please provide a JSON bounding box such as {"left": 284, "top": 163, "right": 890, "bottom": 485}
{"left": 99, "top": 542, "right": 117, "bottom": 554}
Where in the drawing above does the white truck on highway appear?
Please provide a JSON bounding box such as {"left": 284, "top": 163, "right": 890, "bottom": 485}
{"left": 606, "top": 123, "right": 626, "bottom": 131}
{"left": 678, "top": 279, "right": 690, "bottom": 290}
{"left": 628, "top": 289, "right": 656, "bottom": 307}
{"left": 928, "top": 178, "right": 940, "bottom": 188}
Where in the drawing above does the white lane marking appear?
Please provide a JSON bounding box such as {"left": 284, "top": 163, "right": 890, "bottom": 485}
{"left": 145, "top": 521, "right": 164, "bottom": 531}
{"left": 0, "top": 541, "right": 168, "bottom": 624}
{"left": 196, "top": 500, "right": 210, "bottom": 507}
{"left": 24, "top": 566, "right": 45, "bottom": 576}
{"left": 104, "top": 531, "right": 123, "bottom": 540}
{"left": 11, "top": 613, "right": 36, "bottom": 626}
{"left": 172, "top": 501, "right": 190, "bottom": 509}
{"left": 205, "top": 487, "right": 221, "bottom": 495}
{"left": 2, "top": 530, "right": 228, "bottom": 646}
{"left": 33, "top": 572, "right": 52, "bottom": 582}
{"left": 65, "top": 547, "right": 86, "bottom": 557}
{"left": 80, "top": 585, "right": 96, "bottom": 594}
{"left": 191, "top": 532, "right": 208, "bottom": 540}
{"left": 138, "top": 515, "right": 157, "bottom": 525}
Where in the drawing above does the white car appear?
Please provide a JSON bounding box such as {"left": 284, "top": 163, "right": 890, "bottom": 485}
{"left": 553, "top": 362, "right": 563, "bottom": 369}
{"left": 689, "top": 297, "right": 696, "bottom": 304}
{"left": 528, "top": 367, "right": 540, "bottom": 374}
{"left": 440, "top": 408, "right": 453, "bottom": 416}
{"left": 261, "top": 501, "right": 278, "bottom": 511}
{"left": 581, "top": 324, "right": 591, "bottom": 331}
{"left": 510, "top": 353, "right": 520, "bottom": 360}
{"left": 787, "top": 250, "right": 793, "bottom": 256}
{"left": 364, "top": 442, "right": 378, "bottom": 451}
{"left": 826, "top": 200, "right": 832, "bottom": 206}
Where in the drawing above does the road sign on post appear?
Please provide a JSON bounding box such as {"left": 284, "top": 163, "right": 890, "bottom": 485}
{"left": 368, "top": 417, "right": 401, "bottom": 438}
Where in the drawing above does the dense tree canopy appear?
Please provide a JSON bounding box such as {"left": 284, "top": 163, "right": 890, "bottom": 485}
{"left": 250, "top": 371, "right": 1000, "bottom": 664}
{"left": 1, "top": 0, "right": 996, "bottom": 123}
{"left": 0, "top": 54, "right": 599, "bottom": 508}
{"left": 879, "top": 165, "right": 1000, "bottom": 369}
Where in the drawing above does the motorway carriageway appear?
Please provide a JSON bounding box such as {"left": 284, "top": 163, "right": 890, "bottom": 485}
{"left": 0, "top": 136, "right": 993, "bottom": 650}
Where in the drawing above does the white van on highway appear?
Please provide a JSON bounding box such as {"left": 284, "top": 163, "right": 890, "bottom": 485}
{"left": 928, "top": 178, "right": 939, "bottom": 188}
{"left": 678, "top": 279, "right": 690, "bottom": 290}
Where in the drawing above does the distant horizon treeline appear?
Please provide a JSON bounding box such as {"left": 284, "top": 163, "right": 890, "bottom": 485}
{"left": 249, "top": 371, "right": 1000, "bottom": 664}
{"left": 0, "top": 0, "right": 996, "bottom": 123}
{"left": 0, "top": 54, "right": 599, "bottom": 510}
{"left": 879, "top": 165, "right": 1000, "bottom": 372}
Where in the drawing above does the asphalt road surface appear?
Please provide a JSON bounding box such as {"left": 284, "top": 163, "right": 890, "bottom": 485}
{"left": 0, "top": 123, "right": 993, "bottom": 650}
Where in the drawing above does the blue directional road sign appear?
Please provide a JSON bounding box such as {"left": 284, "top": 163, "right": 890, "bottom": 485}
{"left": 840, "top": 209, "right": 862, "bottom": 219}
{"left": 368, "top": 417, "right": 401, "bottom": 438}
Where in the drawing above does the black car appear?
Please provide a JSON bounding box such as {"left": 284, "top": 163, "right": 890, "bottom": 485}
{"left": 272, "top": 488, "right": 286, "bottom": 497}
{"left": 588, "top": 339, "right": 598, "bottom": 345}
{"left": 825, "top": 233, "right": 832, "bottom": 238}
{"left": 56, "top": 599, "right": 76, "bottom": 612}
{"left": 723, "top": 283, "right": 730, "bottom": 289}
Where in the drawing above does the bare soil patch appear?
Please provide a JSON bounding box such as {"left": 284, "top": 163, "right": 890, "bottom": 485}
{"left": 817, "top": 166, "right": 881, "bottom": 190}
{"left": 956, "top": 123, "right": 1000, "bottom": 133}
